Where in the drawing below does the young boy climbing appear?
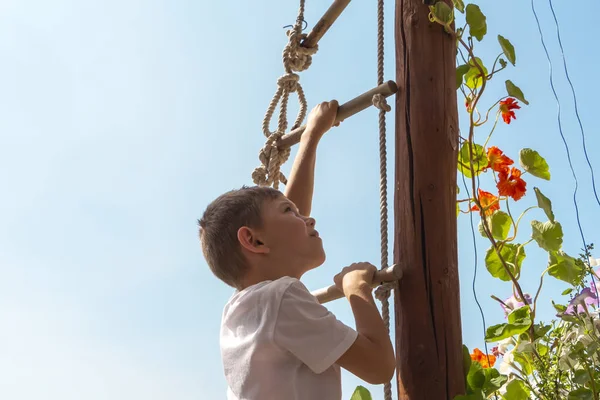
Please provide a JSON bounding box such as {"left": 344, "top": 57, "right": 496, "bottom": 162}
{"left": 199, "top": 100, "right": 396, "bottom": 400}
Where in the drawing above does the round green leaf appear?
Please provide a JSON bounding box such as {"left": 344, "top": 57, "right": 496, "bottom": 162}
{"left": 531, "top": 220, "right": 563, "bottom": 251}
{"left": 548, "top": 251, "right": 585, "bottom": 286}
{"left": 458, "top": 141, "right": 487, "bottom": 178}
{"left": 485, "top": 243, "right": 525, "bottom": 281}
{"left": 498, "top": 35, "right": 516, "bottom": 66}
{"left": 534, "top": 187, "right": 555, "bottom": 222}
{"left": 505, "top": 80, "right": 529, "bottom": 105}
{"left": 467, "top": 361, "right": 485, "bottom": 390}
{"left": 465, "top": 4, "right": 487, "bottom": 41}
{"left": 350, "top": 386, "right": 372, "bottom": 400}
{"left": 478, "top": 211, "right": 512, "bottom": 241}
{"left": 519, "top": 148, "right": 550, "bottom": 180}
{"left": 465, "top": 58, "right": 488, "bottom": 89}
{"left": 431, "top": 2, "right": 454, "bottom": 25}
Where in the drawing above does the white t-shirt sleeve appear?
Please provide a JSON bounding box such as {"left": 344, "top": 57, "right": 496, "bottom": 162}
{"left": 273, "top": 279, "right": 358, "bottom": 374}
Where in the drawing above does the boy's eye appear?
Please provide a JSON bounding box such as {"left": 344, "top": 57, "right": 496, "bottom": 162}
{"left": 285, "top": 206, "right": 293, "bottom": 212}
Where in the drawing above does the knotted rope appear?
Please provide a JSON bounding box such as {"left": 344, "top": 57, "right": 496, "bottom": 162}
{"left": 374, "top": 0, "right": 394, "bottom": 399}
{"left": 253, "top": 0, "right": 318, "bottom": 189}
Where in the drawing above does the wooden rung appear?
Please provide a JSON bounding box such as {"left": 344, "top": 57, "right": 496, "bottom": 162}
{"left": 311, "top": 264, "right": 402, "bottom": 304}
{"left": 278, "top": 80, "right": 398, "bottom": 149}
{"left": 301, "top": 0, "right": 352, "bottom": 49}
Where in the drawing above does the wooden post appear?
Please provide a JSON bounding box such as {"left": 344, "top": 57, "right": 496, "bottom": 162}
{"left": 393, "top": 1, "right": 464, "bottom": 399}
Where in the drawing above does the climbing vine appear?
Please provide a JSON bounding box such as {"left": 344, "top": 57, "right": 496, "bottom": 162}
{"left": 428, "top": 1, "right": 600, "bottom": 399}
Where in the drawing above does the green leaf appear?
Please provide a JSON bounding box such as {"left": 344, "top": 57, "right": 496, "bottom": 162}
{"left": 456, "top": 64, "right": 470, "bottom": 89}
{"left": 350, "top": 386, "right": 372, "bottom": 400}
{"left": 453, "top": 0, "right": 465, "bottom": 13}
{"left": 568, "top": 388, "right": 594, "bottom": 400}
{"left": 478, "top": 211, "right": 512, "bottom": 240}
{"left": 499, "top": 58, "right": 507, "bottom": 68}
{"left": 548, "top": 251, "right": 585, "bottom": 286}
{"left": 519, "top": 148, "right": 550, "bottom": 180}
{"left": 466, "top": 4, "right": 487, "bottom": 41}
{"left": 505, "top": 80, "right": 530, "bottom": 105}
{"left": 467, "top": 361, "right": 486, "bottom": 390}
{"left": 502, "top": 379, "right": 530, "bottom": 400}
{"left": 462, "top": 345, "right": 472, "bottom": 376}
{"left": 485, "top": 244, "right": 525, "bottom": 281}
{"left": 485, "top": 306, "right": 532, "bottom": 342}
{"left": 534, "top": 187, "right": 555, "bottom": 222}
{"left": 513, "top": 352, "right": 533, "bottom": 375}
{"left": 458, "top": 141, "right": 487, "bottom": 178}
{"left": 482, "top": 368, "right": 507, "bottom": 396}
{"left": 465, "top": 58, "right": 488, "bottom": 89}
{"left": 431, "top": 2, "right": 454, "bottom": 25}
{"left": 498, "top": 35, "right": 516, "bottom": 66}
{"left": 573, "top": 369, "right": 591, "bottom": 384}
{"left": 553, "top": 301, "right": 567, "bottom": 313}
{"left": 531, "top": 220, "right": 563, "bottom": 251}
{"left": 562, "top": 288, "right": 574, "bottom": 295}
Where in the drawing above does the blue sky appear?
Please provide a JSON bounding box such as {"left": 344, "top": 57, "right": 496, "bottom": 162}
{"left": 0, "top": 0, "right": 598, "bottom": 399}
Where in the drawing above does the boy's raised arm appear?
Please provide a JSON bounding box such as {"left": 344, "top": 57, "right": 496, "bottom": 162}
{"left": 284, "top": 101, "right": 339, "bottom": 216}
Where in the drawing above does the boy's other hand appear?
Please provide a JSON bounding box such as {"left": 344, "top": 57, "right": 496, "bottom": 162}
{"left": 333, "top": 262, "right": 377, "bottom": 296}
{"left": 304, "top": 100, "right": 340, "bottom": 142}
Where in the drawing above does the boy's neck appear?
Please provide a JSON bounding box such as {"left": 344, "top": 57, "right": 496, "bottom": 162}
{"left": 240, "top": 263, "right": 305, "bottom": 290}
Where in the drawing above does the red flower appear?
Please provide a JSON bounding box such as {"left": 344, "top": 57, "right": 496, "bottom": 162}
{"left": 471, "top": 189, "right": 500, "bottom": 216}
{"left": 465, "top": 96, "right": 473, "bottom": 113}
{"left": 470, "top": 348, "right": 496, "bottom": 368}
{"left": 486, "top": 147, "right": 514, "bottom": 173}
{"left": 499, "top": 98, "right": 520, "bottom": 124}
{"left": 497, "top": 167, "right": 527, "bottom": 201}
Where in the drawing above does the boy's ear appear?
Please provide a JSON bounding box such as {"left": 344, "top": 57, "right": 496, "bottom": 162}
{"left": 237, "top": 226, "right": 270, "bottom": 254}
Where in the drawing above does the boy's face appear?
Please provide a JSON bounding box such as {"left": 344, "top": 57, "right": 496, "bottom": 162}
{"left": 258, "top": 195, "right": 326, "bottom": 273}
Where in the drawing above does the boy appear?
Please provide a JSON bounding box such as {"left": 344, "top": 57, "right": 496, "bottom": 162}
{"left": 199, "top": 100, "right": 396, "bottom": 400}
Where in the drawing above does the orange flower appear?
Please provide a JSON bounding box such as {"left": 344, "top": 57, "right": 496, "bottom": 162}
{"left": 499, "top": 98, "right": 520, "bottom": 124}
{"left": 497, "top": 167, "right": 527, "bottom": 201}
{"left": 486, "top": 146, "right": 514, "bottom": 173}
{"left": 470, "top": 189, "right": 500, "bottom": 216}
{"left": 470, "top": 348, "right": 496, "bottom": 368}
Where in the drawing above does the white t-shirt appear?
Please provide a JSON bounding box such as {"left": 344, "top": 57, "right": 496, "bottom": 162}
{"left": 220, "top": 276, "right": 358, "bottom": 400}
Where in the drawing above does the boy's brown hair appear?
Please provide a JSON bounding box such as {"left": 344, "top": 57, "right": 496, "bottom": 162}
{"left": 198, "top": 185, "right": 282, "bottom": 289}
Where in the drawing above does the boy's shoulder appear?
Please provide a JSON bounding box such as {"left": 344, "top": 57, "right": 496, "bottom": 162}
{"left": 222, "top": 276, "right": 313, "bottom": 317}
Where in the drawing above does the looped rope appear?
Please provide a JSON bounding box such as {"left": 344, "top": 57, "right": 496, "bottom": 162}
{"left": 253, "top": 0, "right": 317, "bottom": 189}
{"left": 372, "top": 93, "right": 391, "bottom": 112}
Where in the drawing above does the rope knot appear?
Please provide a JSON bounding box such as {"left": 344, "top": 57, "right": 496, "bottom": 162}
{"left": 277, "top": 73, "right": 300, "bottom": 92}
{"left": 372, "top": 93, "right": 391, "bottom": 112}
{"left": 252, "top": 131, "right": 291, "bottom": 189}
{"left": 375, "top": 282, "right": 394, "bottom": 302}
{"left": 284, "top": 31, "right": 318, "bottom": 73}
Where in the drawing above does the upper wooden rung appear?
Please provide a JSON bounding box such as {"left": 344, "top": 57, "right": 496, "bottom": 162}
{"left": 301, "top": 0, "right": 351, "bottom": 49}
{"left": 277, "top": 80, "right": 398, "bottom": 149}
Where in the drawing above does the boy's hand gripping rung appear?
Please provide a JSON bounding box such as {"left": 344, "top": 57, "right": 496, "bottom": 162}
{"left": 311, "top": 264, "right": 402, "bottom": 304}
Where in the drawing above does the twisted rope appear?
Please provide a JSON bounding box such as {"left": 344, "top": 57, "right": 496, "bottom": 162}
{"left": 253, "top": 0, "right": 318, "bottom": 189}
{"left": 374, "top": 0, "right": 393, "bottom": 398}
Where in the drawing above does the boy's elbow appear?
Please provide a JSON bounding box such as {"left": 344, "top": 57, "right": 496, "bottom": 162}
{"left": 364, "top": 354, "right": 396, "bottom": 385}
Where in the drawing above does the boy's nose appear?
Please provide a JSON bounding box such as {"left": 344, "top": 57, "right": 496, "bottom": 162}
{"left": 305, "top": 217, "right": 316, "bottom": 227}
